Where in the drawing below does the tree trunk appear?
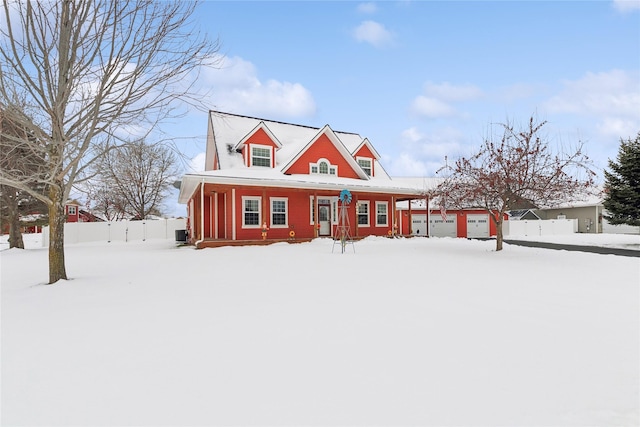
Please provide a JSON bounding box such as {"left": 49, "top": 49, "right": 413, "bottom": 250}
{"left": 5, "top": 188, "right": 24, "bottom": 249}
{"left": 8, "top": 211, "right": 24, "bottom": 249}
{"left": 495, "top": 214, "right": 504, "bottom": 252}
{"left": 48, "top": 185, "right": 67, "bottom": 284}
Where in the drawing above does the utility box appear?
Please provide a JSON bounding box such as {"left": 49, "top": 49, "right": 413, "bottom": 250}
{"left": 175, "top": 229, "right": 187, "bottom": 242}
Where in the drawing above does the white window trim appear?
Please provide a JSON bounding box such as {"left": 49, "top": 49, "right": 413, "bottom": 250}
{"left": 357, "top": 156, "right": 373, "bottom": 177}
{"left": 357, "top": 200, "right": 370, "bottom": 227}
{"left": 242, "top": 196, "right": 261, "bottom": 228}
{"left": 375, "top": 201, "right": 388, "bottom": 227}
{"left": 250, "top": 143, "right": 272, "bottom": 168}
{"left": 310, "top": 158, "right": 338, "bottom": 176}
{"left": 331, "top": 197, "right": 338, "bottom": 225}
{"left": 68, "top": 206, "right": 77, "bottom": 215}
{"left": 309, "top": 196, "right": 315, "bottom": 225}
{"left": 270, "top": 197, "right": 288, "bottom": 228}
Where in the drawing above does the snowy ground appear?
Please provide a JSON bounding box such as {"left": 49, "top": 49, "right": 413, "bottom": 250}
{"left": 1, "top": 234, "right": 639, "bottom": 426}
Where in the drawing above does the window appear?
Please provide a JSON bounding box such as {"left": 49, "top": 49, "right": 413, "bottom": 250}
{"left": 375, "top": 201, "right": 388, "bottom": 226}
{"left": 310, "top": 158, "right": 337, "bottom": 175}
{"left": 357, "top": 201, "right": 369, "bottom": 227}
{"left": 242, "top": 196, "right": 261, "bottom": 227}
{"left": 251, "top": 145, "right": 271, "bottom": 167}
{"left": 270, "top": 198, "right": 288, "bottom": 227}
{"left": 357, "top": 157, "right": 372, "bottom": 176}
{"left": 68, "top": 206, "right": 77, "bottom": 215}
{"left": 319, "top": 161, "right": 328, "bottom": 174}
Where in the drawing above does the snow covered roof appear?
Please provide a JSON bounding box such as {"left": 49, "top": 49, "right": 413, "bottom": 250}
{"left": 179, "top": 111, "right": 439, "bottom": 203}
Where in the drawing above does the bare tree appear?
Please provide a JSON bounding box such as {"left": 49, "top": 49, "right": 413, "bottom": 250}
{"left": 438, "top": 116, "right": 596, "bottom": 251}
{"left": 0, "top": 109, "right": 47, "bottom": 248}
{"left": 0, "top": 1, "right": 220, "bottom": 283}
{"left": 86, "top": 139, "right": 179, "bottom": 220}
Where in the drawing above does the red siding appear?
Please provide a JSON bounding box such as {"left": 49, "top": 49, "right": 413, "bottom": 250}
{"left": 190, "top": 185, "right": 404, "bottom": 243}
{"left": 284, "top": 134, "right": 360, "bottom": 178}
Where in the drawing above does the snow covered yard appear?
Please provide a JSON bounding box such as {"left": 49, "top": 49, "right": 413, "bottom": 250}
{"left": 1, "top": 235, "right": 638, "bottom": 426}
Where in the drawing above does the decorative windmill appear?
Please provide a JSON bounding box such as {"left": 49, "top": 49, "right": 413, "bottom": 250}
{"left": 333, "top": 189, "right": 355, "bottom": 253}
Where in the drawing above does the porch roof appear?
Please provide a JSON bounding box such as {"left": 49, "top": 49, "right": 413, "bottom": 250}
{"left": 178, "top": 170, "right": 435, "bottom": 204}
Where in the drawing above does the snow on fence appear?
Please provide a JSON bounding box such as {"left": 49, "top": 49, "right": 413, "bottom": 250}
{"left": 504, "top": 218, "right": 578, "bottom": 236}
{"left": 42, "top": 218, "right": 186, "bottom": 247}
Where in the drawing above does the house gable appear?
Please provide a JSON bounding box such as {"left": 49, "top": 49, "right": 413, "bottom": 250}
{"left": 353, "top": 138, "right": 380, "bottom": 177}
{"left": 232, "top": 122, "right": 282, "bottom": 169}
{"left": 282, "top": 125, "right": 368, "bottom": 180}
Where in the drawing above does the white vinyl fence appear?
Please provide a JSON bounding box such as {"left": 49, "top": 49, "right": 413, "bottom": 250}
{"left": 504, "top": 218, "right": 578, "bottom": 237}
{"left": 42, "top": 218, "right": 186, "bottom": 247}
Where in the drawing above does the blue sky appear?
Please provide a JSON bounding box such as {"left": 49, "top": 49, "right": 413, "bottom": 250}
{"left": 166, "top": 0, "right": 639, "bottom": 186}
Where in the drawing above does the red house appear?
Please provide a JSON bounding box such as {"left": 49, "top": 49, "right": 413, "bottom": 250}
{"left": 65, "top": 200, "right": 81, "bottom": 223}
{"left": 178, "top": 111, "right": 428, "bottom": 248}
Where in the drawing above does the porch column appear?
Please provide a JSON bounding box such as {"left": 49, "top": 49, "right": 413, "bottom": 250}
{"left": 391, "top": 196, "right": 396, "bottom": 236}
{"left": 213, "top": 191, "right": 218, "bottom": 239}
{"left": 314, "top": 192, "right": 319, "bottom": 237}
{"left": 408, "top": 198, "right": 413, "bottom": 235}
{"left": 426, "top": 195, "right": 430, "bottom": 237}
{"left": 231, "top": 188, "right": 236, "bottom": 241}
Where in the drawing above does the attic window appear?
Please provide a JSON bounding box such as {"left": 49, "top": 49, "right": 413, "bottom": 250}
{"left": 310, "top": 158, "right": 337, "bottom": 175}
{"left": 251, "top": 145, "right": 271, "bottom": 167}
{"left": 357, "top": 157, "right": 372, "bottom": 176}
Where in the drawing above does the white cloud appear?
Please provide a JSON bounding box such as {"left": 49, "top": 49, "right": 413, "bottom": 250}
{"left": 612, "top": 0, "right": 640, "bottom": 12}
{"left": 401, "top": 127, "right": 424, "bottom": 142}
{"left": 545, "top": 70, "right": 639, "bottom": 117}
{"left": 353, "top": 20, "right": 394, "bottom": 48}
{"left": 384, "top": 126, "right": 466, "bottom": 176}
{"left": 357, "top": 3, "right": 378, "bottom": 14}
{"left": 200, "top": 55, "right": 316, "bottom": 118}
{"left": 544, "top": 69, "right": 640, "bottom": 139}
{"left": 422, "top": 82, "right": 483, "bottom": 102}
{"left": 409, "top": 81, "right": 484, "bottom": 119}
{"left": 410, "top": 96, "right": 456, "bottom": 118}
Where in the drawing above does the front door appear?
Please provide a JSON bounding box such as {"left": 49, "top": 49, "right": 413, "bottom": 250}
{"left": 318, "top": 200, "right": 331, "bottom": 236}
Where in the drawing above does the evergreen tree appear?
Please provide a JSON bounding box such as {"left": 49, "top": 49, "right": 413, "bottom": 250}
{"left": 603, "top": 133, "right": 640, "bottom": 226}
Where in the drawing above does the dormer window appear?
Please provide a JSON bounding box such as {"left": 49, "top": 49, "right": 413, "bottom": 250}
{"left": 310, "top": 158, "right": 337, "bottom": 175}
{"left": 357, "top": 157, "right": 373, "bottom": 176}
{"left": 251, "top": 144, "right": 272, "bottom": 167}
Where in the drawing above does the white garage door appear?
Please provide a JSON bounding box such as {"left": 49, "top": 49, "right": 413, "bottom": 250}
{"left": 429, "top": 216, "right": 457, "bottom": 237}
{"left": 466, "top": 214, "right": 489, "bottom": 238}
{"left": 411, "top": 214, "right": 427, "bottom": 236}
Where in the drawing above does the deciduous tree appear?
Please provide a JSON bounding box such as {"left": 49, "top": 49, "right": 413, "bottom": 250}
{"left": 0, "top": 1, "right": 219, "bottom": 283}
{"left": 603, "top": 133, "right": 640, "bottom": 226}
{"left": 438, "top": 116, "right": 595, "bottom": 251}
{"left": 0, "top": 110, "right": 47, "bottom": 248}
{"left": 84, "top": 139, "right": 179, "bottom": 220}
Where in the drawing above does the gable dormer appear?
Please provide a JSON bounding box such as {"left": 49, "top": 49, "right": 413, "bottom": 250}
{"left": 353, "top": 138, "right": 381, "bottom": 177}
{"left": 281, "top": 125, "right": 369, "bottom": 180}
{"left": 234, "top": 121, "right": 282, "bottom": 168}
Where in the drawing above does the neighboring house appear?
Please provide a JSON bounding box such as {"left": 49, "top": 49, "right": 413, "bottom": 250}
{"left": 178, "top": 111, "right": 429, "bottom": 248}
{"left": 536, "top": 197, "right": 640, "bottom": 234}
{"left": 65, "top": 200, "right": 81, "bottom": 223}
{"left": 65, "top": 200, "right": 103, "bottom": 223}
{"left": 508, "top": 209, "right": 542, "bottom": 221}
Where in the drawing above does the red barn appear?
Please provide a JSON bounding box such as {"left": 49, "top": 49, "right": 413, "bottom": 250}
{"left": 178, "top": 111, "right": 428, "bottom": 248}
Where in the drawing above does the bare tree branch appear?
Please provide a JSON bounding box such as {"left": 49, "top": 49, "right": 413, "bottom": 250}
{"left": 0, "top": 0, "right": 221, "bottom": 283}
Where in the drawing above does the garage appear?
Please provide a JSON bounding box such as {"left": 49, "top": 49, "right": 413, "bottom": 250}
{"left": 466, "top": 214, "right": 489, "bottom": 238}
{"left": 411, "top": 214, "right": 428, "bottom": 236}
{"left": 430, "top": 216, "right": 457, "bottom": 238}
